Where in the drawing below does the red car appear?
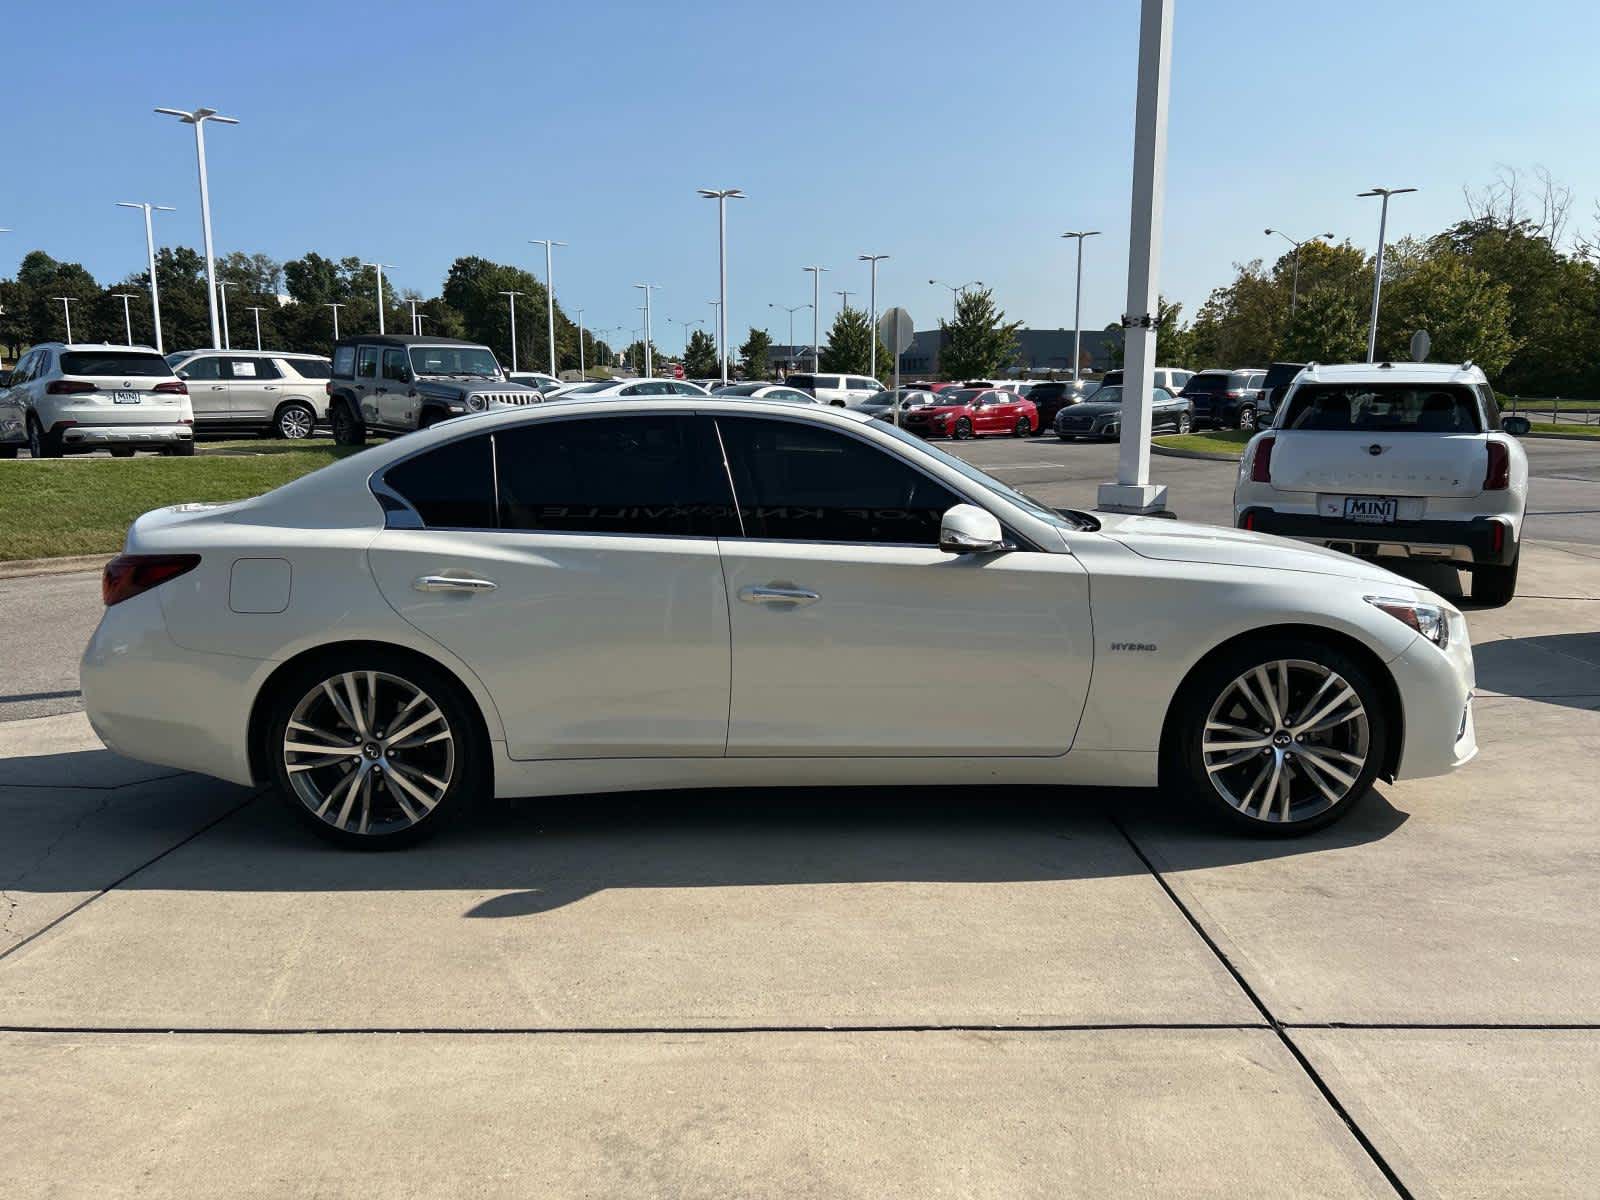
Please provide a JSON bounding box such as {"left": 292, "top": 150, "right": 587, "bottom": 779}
{"left": 899, "top": 387, "right": 1039, "bottom": 439}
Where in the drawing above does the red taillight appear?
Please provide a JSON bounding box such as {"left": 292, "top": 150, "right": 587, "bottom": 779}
{"left": 46, "top": 379, "right": 96, "bottom": 395}
{"left": 1484, "top": 441, "right": 1510, "bottom": 490}
{"left": 102, "top": 554, "right": 201, "bottom": 607}
{"left": 1251, "top": 435, "right": 1275, "bottom": 483}
{"left": 1490, "top": 521, "right": 1506, "bottom": 554}
{"left": 1242, "top": 512, "right": 1256, "bottom": 530}
{"left": 154, "top": 380, "right": 188, "bottom": 395}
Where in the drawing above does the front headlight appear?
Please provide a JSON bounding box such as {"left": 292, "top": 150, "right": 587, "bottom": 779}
{"left": 466, "top": 394, "right": 487, "bottom": 412}
{"left": 1365, "top": 595, "right": 1450, "bottom": 649}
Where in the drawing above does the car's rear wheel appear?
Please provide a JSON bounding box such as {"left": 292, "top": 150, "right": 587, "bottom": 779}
{"left": 331, "top": 399, "right": 366, "bottom": 446}
{"left": 953, "top": 417, "right": 972, "bottom": 440}
{"left": 27, "top": 416, "right": 63, "bottom": 459}
{"left": 1177, "top": 413, "right": 1192, "bottom": 434}
{"left": 265, "top": 651, "right": 485, "bottom": 849}
{"left": 1170, "top": 638, "right": 1387, "bottom": 835}
{"left": 162, "top": 440, "right": 195, "bottom": 457}
{"left": 1237, "top": 405, "right": 1257, "bottom": 431}
{"left": 1470, "top": 551, "right": 1519, "bottom": 608}
{"left": 0, "top": 444, "right": 16, "bottom": 459}
{"left": 274, "top": 401, "right": 316, "bottom": 440}
{"left": 1013, "top": 416, "right": 1031, "bottom": 437}
{"left": 110, "top": 447, "right": 135, "bottom": 458}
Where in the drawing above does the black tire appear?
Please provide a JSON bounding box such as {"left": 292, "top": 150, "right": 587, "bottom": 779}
{"left": 1058, "top": 433, "right": 1075, "bottom": 442}
{"left": 273, "top": 401, "right": 317, "bottom": 440}
{"left": 28, "top": 416, "right": 63, "bottom": 459}
{"left": 0, "top": 443, "right": 16, "bottom": 459}
{"left": 110, "top": 447, "right": 136, "bottom": 458}
{"left": 1237, "top": 405, "right": 1257, "bottom": 432}
{"left": 1167, "top": 636, "right": 1388, "bottom": 836}
{"left": 1177, "top": 413, "right": 1192, "bottom": 434}
{"left": 953, "top": 417, "right": 973, "bottom": 440}
{"left": 163, "top": 439, "right": 196, "bottom": 457}
{"left": 262, "top": 648, "right": 487, "bottom": 850}
{"left": 1470, "top": 551, "right": 1519, "bottom": 608}
{"left": 1013, "top": 416, "right": 1031, "bottom": 437}
{"left": 331, "top": 398, "right": 366, "bottom": 446}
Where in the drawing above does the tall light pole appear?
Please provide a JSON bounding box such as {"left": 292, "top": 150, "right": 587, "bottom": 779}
{"left": 634, "top": 285, "right": 660, "bottom": 376}
{"left": 117, "top": 202, "right": 175, "bottom": 354}
{"left": 769, "top": 303, "right": 811, "bottom": 373}
{"left": 1098, "top": 0, "right": 1172, "bottom": 516}
{"left": 803, "top": 266, "right": 828, "bottom": 368}
{"left": 499, "top": 290, "right": 525, "bottom": 372}
{"left": 363, "top": 262, "right": 395, "bottom": 335}
{"left": 929, "top": 279, "right": 982, "bottom": 319}
{"left": 858, "top": 254, "right": 889, "bottom": 377}
{"left": 576, "top": 308, "right": 586, "bottom": 379}
{"left": 697, "top": 188, "right": 744, "bottom": 385}
{"left": 53, "top": 297, "right": 76, "bottom": 342}
{"left": 246, "top": 305, "right": 266, "bottom": 350}
{"left": 111, "top": 293, "right": 138, "bottom": 345}
{"left": 407, "top": 298, "right": 423, "bottom": 336}
{"left": 706, "top": 300, "right": 723, "bottom": 366}
{"left": 1358, "top": 187, "right": 1416, "bottom": 362}
{"left": 154, "top": 106, "right": 238, "bottom": 352}
{"left": 1060, "top": 232, "right": 1100, "bottom": 381}
{"left": 325, "top": 302, "right": 344, "bottom": 341}
{"left": 528, "top": 238, "right": 566, "bottom": 376}
{"left": 670, "top": 317, "right": 699, "bottom": 355}
{"left": 216, "top": 280, "right": 234, "bottom": 349}
{"left": 1265, "top": 228, "right": 1335, "bottom": 315}
{"left": 834, "top": 289, "right": 854, "bottom": 314}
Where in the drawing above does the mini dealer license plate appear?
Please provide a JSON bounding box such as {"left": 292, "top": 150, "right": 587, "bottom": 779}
{"left": 112, "top": 392, "right": 141, "bottom": 404}
{"left": 1343, "top": 496, "right": 1398, "bottom": 525}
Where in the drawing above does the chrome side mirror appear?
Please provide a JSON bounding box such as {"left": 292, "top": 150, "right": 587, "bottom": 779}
{"left": 939, "top": 504, "right": 1007, "bottom": 554}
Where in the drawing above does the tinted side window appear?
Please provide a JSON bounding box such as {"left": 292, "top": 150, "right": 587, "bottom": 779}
{"left": 228, "top": 357, "right": 281, "bottom": 380}
{"left": 357, "top": 347, "right": 379, "bottom": 379}
{"left": 382, "top": 349, "right": 409, "bottom": 382}
{"left": 180, "top": 356, "right": 224, "bottom": 381}
{"left": 786, "top": 375, "right": 814, "bottom": 389}
{"left": 494, "top": 415, "right": 734, "bottom": 536}
{"left": 284, "top": 358, "right": 332, "bottom": 379}
{"left": 717, "top": 417, "right": 959, "bottom": 546}
{"left": 383, "top": 435, "right": 496, "bottom": 528}
{"left": 1478, "top": 384, "right": 1501, "bottom": 426}
{"left": 332, "top": 346, "right": 356, "bottom": 378}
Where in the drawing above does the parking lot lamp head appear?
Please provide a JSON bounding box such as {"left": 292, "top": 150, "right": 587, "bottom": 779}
{"left": 117, "top": 203, "right": 176, "bottom": 353}
{"left": 1265, "top": 229, "right": 1335, "bottom": 314}
{"left": 698, "top": 189, "right": 744, "bottom": 384}
{"left": 245, "top": 305, "right": 267, "bottom": 351}
{"left": 803, "top": 267, "right": 829, "bottom": 368}
{"left": 325, "top": 302, "right": 344, "bottom": 341}
{"left": 52, "top": 296, "right": 75, "bottom": 343}
{"left": 1357, "top": 188, "right": 1417, "bottom": 362}
{"left": 498, "top": 290, "right": 526, "bottom": 372}
{"left": 858, "top": 255, "right": 889, "bottom": 376}
{"left": 1060, "top": 233, "right": 1100, "bottom": 381}
{"left": 155, "top": 107, "right": 238, "bottom": 352}
{"left": 111, "top": 293, "right": 139, "bottom": 345}
{"left": 529, "top": 240, "right": 567, "bottom": 376}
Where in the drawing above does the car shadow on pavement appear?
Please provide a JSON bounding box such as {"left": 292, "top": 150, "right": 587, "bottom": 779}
{"left": 1472, "top": 632, "right": 1600, "bottom": 707}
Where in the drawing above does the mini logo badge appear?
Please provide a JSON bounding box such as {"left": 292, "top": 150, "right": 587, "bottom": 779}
{"left": 1367, "top": 444, "right": 1384, "bottom": 456}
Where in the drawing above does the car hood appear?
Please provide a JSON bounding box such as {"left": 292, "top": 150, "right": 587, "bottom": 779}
{"left": 1060, "top": 401, "right": 1122, "bottom": 418}
{"left": 1094, "top": 513, "right": 1406, "bottom": 583}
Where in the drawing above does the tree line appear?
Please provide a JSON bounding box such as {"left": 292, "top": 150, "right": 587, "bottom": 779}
{"left": 0, "top": 248, "right": 615, "bottom": 375}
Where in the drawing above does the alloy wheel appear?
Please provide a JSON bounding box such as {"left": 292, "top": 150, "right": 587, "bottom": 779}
{"left": 1200, "top": 658, "right": 1370, "bottom": 823}
{"left": 282, "top": 670, "right": 456, "bottom": 837}
{"left": 1239, "top": 407, "right": 1257, "bottom": 431}
{"left": 278, "top": 405, "right": 314, "bottom": 439}
{"left": 1178, "top": 414, "right": 1191, "bottom": 434}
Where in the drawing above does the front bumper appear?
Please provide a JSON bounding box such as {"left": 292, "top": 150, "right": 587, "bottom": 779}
{"left": 1238, "top": 508, "right": 1517, "bottom": 566}
{"left": 1388, "top": 625, "right": 1477, "bottom": 780}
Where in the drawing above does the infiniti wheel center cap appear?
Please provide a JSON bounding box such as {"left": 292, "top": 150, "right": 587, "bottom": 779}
{"left": 363, "top": 742, "right": 382, "bottom": 760}
{"left": 1272, "top": 731, "right": 1293, "bottom": 749}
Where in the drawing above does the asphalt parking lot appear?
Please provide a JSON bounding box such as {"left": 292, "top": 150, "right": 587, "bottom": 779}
{"left": 2, "top": 435, "right": 1598, "bottom": 1196}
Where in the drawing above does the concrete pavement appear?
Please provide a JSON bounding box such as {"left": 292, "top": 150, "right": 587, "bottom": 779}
{"left": 1, "top": 452, "right": 1598, "bottom": 1195}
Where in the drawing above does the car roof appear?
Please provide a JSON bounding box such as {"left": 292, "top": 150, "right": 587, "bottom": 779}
{"left": 332, "top": 335, "right": 488, "bottom": 348}
{"left": 1299, "top": 361, "right": 1488, "bottom": 385}
{"left": 170, "top": 348, "right": 325, "bottom": 359}
{"left": 39, "top": 342, "right": 164, "bottom": 353}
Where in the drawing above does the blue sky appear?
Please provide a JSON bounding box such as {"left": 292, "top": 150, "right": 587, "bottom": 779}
{"left": 7, "top": 0, "right": 1598, "bottom": 348}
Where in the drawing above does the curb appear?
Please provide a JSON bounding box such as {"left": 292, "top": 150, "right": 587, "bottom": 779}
{"left": 1521, "top": 431, "right": 1600, "bottom": 442}
{"left": 0, "top": 553, "right": 113, "bottom": 581}
{"left": 1151, "top": 442, "right": 1242, "bottom": 462}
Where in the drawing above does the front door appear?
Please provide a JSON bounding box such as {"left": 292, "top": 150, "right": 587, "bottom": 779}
{"left": 365, "top": 414, "right": 735, "bottom": 760}
{"left": 379, "top": 348, "right": 415, "bottom": 428}
{"left": 179, "top": 355, "right": 231, "bottom": 424}
{"left": 713, "top": 414, "right": 1093, "bottom": 756}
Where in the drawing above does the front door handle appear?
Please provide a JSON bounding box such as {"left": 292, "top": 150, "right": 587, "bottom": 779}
{"left": 264, "top": 385, "right": 279, "bottom": 391}
{"left": 413, "top": 574, "right": 498, "bottom": 593}
{"left": 738, "top": 585, "right": 820, "bottom": 606}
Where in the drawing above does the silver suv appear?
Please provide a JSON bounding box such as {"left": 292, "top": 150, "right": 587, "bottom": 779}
{"left": 326, "top": 336, "right": 541, "bottom": 444}
{"left": 167, "top": 350, "right": 332, "bottom": 439}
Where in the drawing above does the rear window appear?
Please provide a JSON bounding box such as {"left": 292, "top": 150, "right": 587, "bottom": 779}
{"left": 284, "top": 358, "right": 331, "bottom": 379}
{"left": 1263, "top": 364, "right": 1306, "bottom": 388}
{"left": 59, "top": 351, "right": 172, "bottom": 377}
{"left": 1279, "top": 384, "right": 1485, "bottom": 434}
{"left": 1030, "top": 383, "right": 1067, "bottom": 400}
{"left": 1181, "top": 374, "right": 1228, "bottom": 394}
{"left": 785, "top": 375, "right": 815, "bottom": 389}
{"left": 1101, "top": 370, "right": 1123, "bottom": 386}
{"left": 332, "top": 346, "right": 356, "bottom": 378}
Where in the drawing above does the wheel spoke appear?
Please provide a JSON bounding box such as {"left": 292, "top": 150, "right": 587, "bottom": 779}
{"left": 1233, "top": 676, "right": 1277, "bottom": 729}
{"left": 334, "top": 768, "right": 364, "bottom": 829}
{"left": 356, "top": 771, "right": 373, "bottom": 835}
{"left": 364, "top": 671, "right": 378, "bottom": 734}
{"left": 1297, "top": 746, "right": 1359, "bottom": 790}
{"left": 1203, "top": 734, "right": 1273, "bottom": 753}
{"left": 288, "top": 718, "right": 348, "bottom": 746}
{"left": 392, "top": 728, "right": 452, "bottom": 750}
{"left": 1292, "top": 685, "right": 1356, "bottom": 735}
{"left": 321, "top": 681, "right": 361, "bottom": 735}
{"left": 287, "top": 752, "right": 357, "bottom": 772}
{"left": 315, "top": 768, "right": 359, "bottom": 819}
{"left": 386, "top": 704, "right": 445, "bottom": 747}
{"left": 284, "top": 739, "right": 360, "bottom": 758}
{"left": 1305, "top": 706, "right": 1365, "bottom": 735}
{"left": 1287, "top": 672, "right": 1338, "bottom": 728}
{"left": 1252, "top": 665, "right": 1284, "bottom": 727}
{"left": 1276, "top": 761, "right": 1293, "bottom": 821}
{"left": 1205, "top": 747, "right": 1266, "bottom": 772}
{"left": 385, "top": 760, "right": 442, "bottom": 814}
{"left": 341, "top": 674, "right": 370, "bottom": 738}
{"left": 1295, "top": 752, "right": 1346, "bottom": 803}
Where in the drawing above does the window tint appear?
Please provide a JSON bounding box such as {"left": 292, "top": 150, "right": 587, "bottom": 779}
{"left": 228, "top": 356, "right": 281, "bottom": 380}
{"left": 357, "top": 347, "right": 379, "bottom": 379}
{"left": 1181, "top": 374, "right": 1227, "bottom": 394}
{"left": 332, "top": 346, "right": 356, "bottom": 378}
{"left": 1478, "top": 384, "right": 1502, "bottom": 426}
{"left": 383, "top": 435, "right": 496, "bottom": 528}
{"left": 59, "top": 350, "right": 172, "bottom": 377}
{"left": 179, "top": 356, "right": 224, "bottom": 381}
{"left": 494, "top": 415, "right": 734, "bottom": 536}
{"left": 717, "top": 417, "right": 959, "bottom": 545}
{"left": 786, "top": 375, "right": 815, "bottom": 389}
{"left": 382, "top": 349, "right": 409, "bottom": 382}
{"left": 284, "top": 357, "right": 331, "bottom": 380}
{"left": 1279, "top": 384, "right": 1485, "bottom": 434}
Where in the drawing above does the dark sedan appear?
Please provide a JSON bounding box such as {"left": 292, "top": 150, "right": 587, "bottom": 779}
{"left": 1053, "top": 385, "right": 1190, "bottom": 440}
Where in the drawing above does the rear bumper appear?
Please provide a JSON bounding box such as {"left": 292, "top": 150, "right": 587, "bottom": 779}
{"left": 59, "top": 422, "right": 193, "bottom": 447}
{"left": 1237, "top": 508, "right": 1517, "bottom": 566}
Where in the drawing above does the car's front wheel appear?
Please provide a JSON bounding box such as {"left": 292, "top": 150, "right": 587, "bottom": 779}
{"left": 953, "top": 417, "right": 972, "bottom": 440}
{"left": 1176, "top": 413, "right": 1192, "bottom": 434}
{"left": 264, "top": 651, "right": 485, "bottom": 849}
{"left": 1170, "top": 638, "right": 1387, "bottom": 835}
{"left": 1013, "top": 415, "right": 1031, "bottom": 437}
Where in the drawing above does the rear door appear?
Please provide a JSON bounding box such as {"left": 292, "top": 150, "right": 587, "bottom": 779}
{"left": 366, "top": 414, "right": 735, "bottom": 759}
{"left": 177, "top": 354, "right": 231, "bottom": 425}
{"left": 225, "top": 355, "right": 281, "bottom": 421}
{"left": 355, "top": 345, "right": 383, "bottom": 424}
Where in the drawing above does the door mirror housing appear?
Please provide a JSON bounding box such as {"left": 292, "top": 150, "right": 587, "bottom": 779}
{"left": 1500, "top": 415, "right": 1531, "bottom": 435}
{"left": 939, "top": 504, "right": 1007, "bottom": 554}
{"left": 0, "top": 371, "right": 11, "bottom": 388}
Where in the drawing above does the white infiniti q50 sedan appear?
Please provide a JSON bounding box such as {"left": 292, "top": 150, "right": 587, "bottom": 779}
{"left": 82, "top": 400, "right": 1477, "bottom": 848}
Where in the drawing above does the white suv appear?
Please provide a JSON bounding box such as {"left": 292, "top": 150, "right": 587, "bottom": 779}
{"left": 783, "top": 372, "right": 886, "bottom": 407}
{"left": 167, "top": 350, "right": 332, "bottom": 439}
{"left": 0, "top": 343, "right": 194, "bottom": 458}
{"left": 1234, "top": 361, "right": 1528, "bottom": 606}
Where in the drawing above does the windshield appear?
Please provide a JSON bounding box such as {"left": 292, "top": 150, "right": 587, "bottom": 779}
{"left": 1088, "top": 386, "right": 1123, "bottom": 404}
{"left": 1279, "top": 384, "right": 1485, "bottom": 433}
{"left": 409, "top": 345, "right": 502, "bottom": 377}
{"left": 875, "top": 420, "right": 1094, "bottom": 531}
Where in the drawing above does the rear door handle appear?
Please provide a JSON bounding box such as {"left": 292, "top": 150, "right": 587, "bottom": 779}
{"left": 738, "top": 585, "right": 820, "bottom": 606}
{"left": 413, "top": 575, "right": 497, "bottom": 593}
{"left": 264, "top": 385, "right": 279, "bottom": 391}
